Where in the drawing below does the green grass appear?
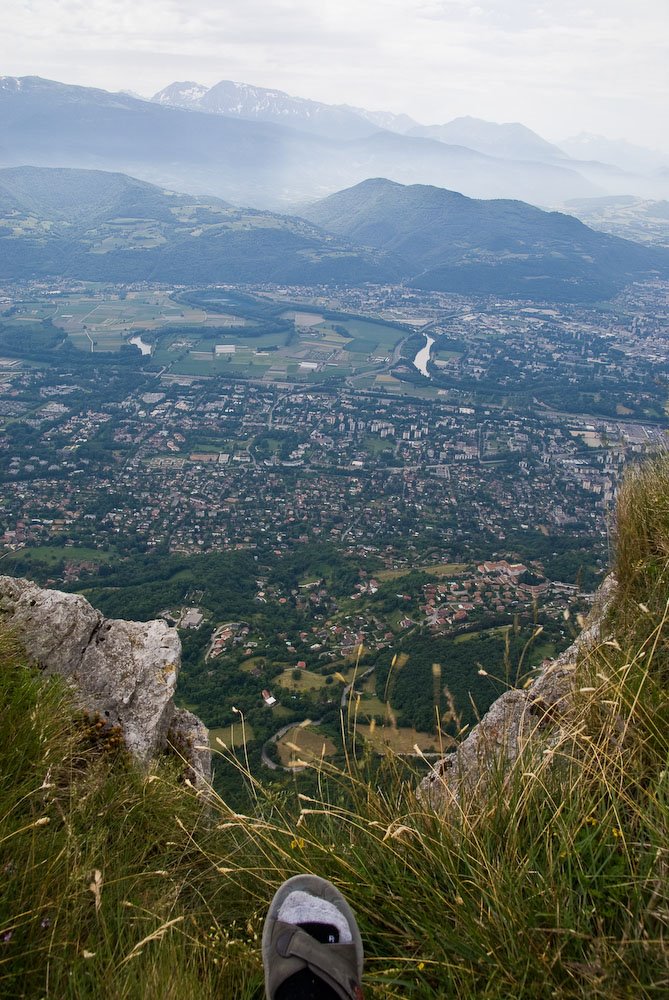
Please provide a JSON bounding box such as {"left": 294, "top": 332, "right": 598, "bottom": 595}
{"left": 209, "top": 723, "right": 255, "bottom": 748}
{"left": 361, "top": 435, "right": 394, "bottom": 456}
{"left": 377, "top": 562, "right": 467, "bottom": 582}
{"left": 13, "top": 544, "right": 116, "bottom": 566}
{"left": 275, "top": 668, "right": 330, "bottom": 692}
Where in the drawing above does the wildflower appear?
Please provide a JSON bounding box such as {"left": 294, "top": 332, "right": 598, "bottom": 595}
{"left": 585, "top": 816, "right": 598, "bottom": 826}
{"left": 290, "top": 837, "right": 305, "bottom": 850}
{"left": 418, "top": 962, "right": 425, "bottom": 971}
{"left": 40, "top": 917, "right": 51, "bottom": 930}
{"left": 612, "top": 827, "right": 623, "bottom": 839}
{"left": 1, "top": 931, "right": 12, "bottom": 944}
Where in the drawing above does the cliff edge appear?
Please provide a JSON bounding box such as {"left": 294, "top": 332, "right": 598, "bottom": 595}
{"left": 0, "top": 575, "right": 211, "bottom": 782}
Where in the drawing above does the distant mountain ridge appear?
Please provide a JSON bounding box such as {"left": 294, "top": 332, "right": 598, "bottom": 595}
{"left": 0, "top": 166, "right": 666, "bottom": 303}
{"left": 408, "top": 116, "right": 566, "bottom": 162}
{"left": 559, "top": 134, "right": 669, "bottom": 176}
{"left": 152, "top": 79, "right": 379, "bottom": 140}
{"left": 0, "top": 76, "right": 602, "bottom": 208}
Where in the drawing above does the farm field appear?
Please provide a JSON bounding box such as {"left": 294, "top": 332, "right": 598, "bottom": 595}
{"left": 355, "top": 722, "right": 440, "bottom": 755}
{"left": 5, "top": 288, "right": 256, "bottom": 354}
{"left": 276, "top": 725, "right": 336, "bottom": 766}
{"left": 276, "top": 668, "right": 330, "bottom": 692}
{"left": 6, "top": 287, "right": 413, "bottom": 388}
{"left": 155, "top": 307, "right": 408, "bottom": 381}
{"left": 10, "top": 544, "right": 116, "bottom": 568}
{"left": 376, "top": 562, "right": 468, "bottom": 582}
{"left": 208, "top": 722, "right": 255, "bottom": 750}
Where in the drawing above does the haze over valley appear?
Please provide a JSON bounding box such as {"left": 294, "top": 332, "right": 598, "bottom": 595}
{"left": 2, "top": 74, "right": 669, "bottom": 211}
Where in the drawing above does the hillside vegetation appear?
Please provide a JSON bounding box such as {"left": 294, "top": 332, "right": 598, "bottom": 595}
{"left": 2, "top": 166, "right": 668, "bottom": 300}
{"left": 0, "top": 166, "right": 398, "bottom": 286}
{"left": 302, "top": 178, "right": 669, "bottom": 301}
{"left": 2, "top": 456, "right": 669, "bottom": 997}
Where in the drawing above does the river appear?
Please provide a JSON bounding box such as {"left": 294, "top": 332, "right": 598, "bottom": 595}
{"left": 128, "top": 334, "right": 152, "bottom": 356}
{"left": 413, "top": 332, "right": 434, "bottom": 378}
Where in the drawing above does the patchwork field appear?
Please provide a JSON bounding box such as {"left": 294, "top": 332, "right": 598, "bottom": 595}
{"left": 7, "top": 288, "right": 412, "bottom": 387}
{"left": 6, "top": 289, "right": 256, "bottom": 354}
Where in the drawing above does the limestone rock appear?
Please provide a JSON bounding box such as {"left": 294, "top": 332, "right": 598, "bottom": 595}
{"left": 170, "top": 709, "right": 213, "bottom": 785}
{"left": 419, "top": 574, "right": 618, "bottom": 811}
{"left": 0, "top": 575, "right": 210, "bottom": 781}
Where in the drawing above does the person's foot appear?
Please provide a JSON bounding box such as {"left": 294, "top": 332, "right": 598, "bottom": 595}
{"left": 262, "top": 875, "right": 364, "bottom": 999}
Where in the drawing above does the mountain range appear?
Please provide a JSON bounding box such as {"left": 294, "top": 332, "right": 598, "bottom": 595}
{"left": 149, "top": 77, "right": 669, "bottom": 201}
{"left": 0, "top": 75, "right": 624, "bottom": 210}
{"left": 1, "top": 166, "right": 666, "bottom": 302}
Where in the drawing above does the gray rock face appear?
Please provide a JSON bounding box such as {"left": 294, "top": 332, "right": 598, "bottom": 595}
{"left": 418, "top": 575, "right": 618, "bottom": 811}
{"left": 170, "top": 708, "right": 212, "bottom": 786}
{"left": 0, "top": 575, "right": 210, "bottom": 780}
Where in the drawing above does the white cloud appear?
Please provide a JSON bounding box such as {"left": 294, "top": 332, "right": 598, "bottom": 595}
{"left": 2, "top": 0, "right": 668, "bottom": 147}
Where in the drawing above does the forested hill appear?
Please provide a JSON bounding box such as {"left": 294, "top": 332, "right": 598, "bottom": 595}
{"left": 2, "top": 166, "right": 669, "bottom": 301}
{"left": 0, "top": 166, "right": 400, "bottom": 285}
{"left": 300, "top": 177, "right": 669, "bottom": 300}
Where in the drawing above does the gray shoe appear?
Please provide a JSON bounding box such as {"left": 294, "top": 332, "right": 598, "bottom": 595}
{"left": 262, "top": 874, "right": 364, "bottom": 999}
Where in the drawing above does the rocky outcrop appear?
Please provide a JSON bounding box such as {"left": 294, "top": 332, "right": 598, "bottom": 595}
{"left": 419, "top": 575, "right": 617, "bottom": 811}
{"left": 0, "top": 575, "right": 211, "bottom": 783}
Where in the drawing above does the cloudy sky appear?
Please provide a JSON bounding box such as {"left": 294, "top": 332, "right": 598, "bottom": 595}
{"left": 3, "top": 0, "right": 668, "bottom": 148}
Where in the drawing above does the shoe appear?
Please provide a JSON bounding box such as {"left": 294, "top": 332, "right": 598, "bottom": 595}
{"left": 262, "top": 874, "right": 364, "bottom": 999}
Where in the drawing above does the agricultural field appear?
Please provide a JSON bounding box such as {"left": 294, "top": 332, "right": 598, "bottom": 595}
{"left": 355, "top": 722, "right": 440, "bottom": 755}
{"left": 7, "top": 544, "right": 116, "bottom": 575}
{"left": 208, "top": 722, "right": 255, "bottom": 750}
{"left": 4, "top": 287, "right": 410, "bottom": 387}
{"left": 4, "top": 288, "right": 255, "bottom": 354}
{"left": 276, "top": 724, "right": 336, "bottom": 766}
{"left": 276, "top": 668, "right": 330, "bottom": 692}
{"left": 137, "top": 306, "right": 408, "bottom": 382}
{"left": 376, "top": 562, "right": 468, "bottom": 582}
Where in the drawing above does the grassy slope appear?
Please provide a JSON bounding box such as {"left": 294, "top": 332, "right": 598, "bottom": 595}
{"left": 2, "top": 456, "right": 669, "bottom": 997}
